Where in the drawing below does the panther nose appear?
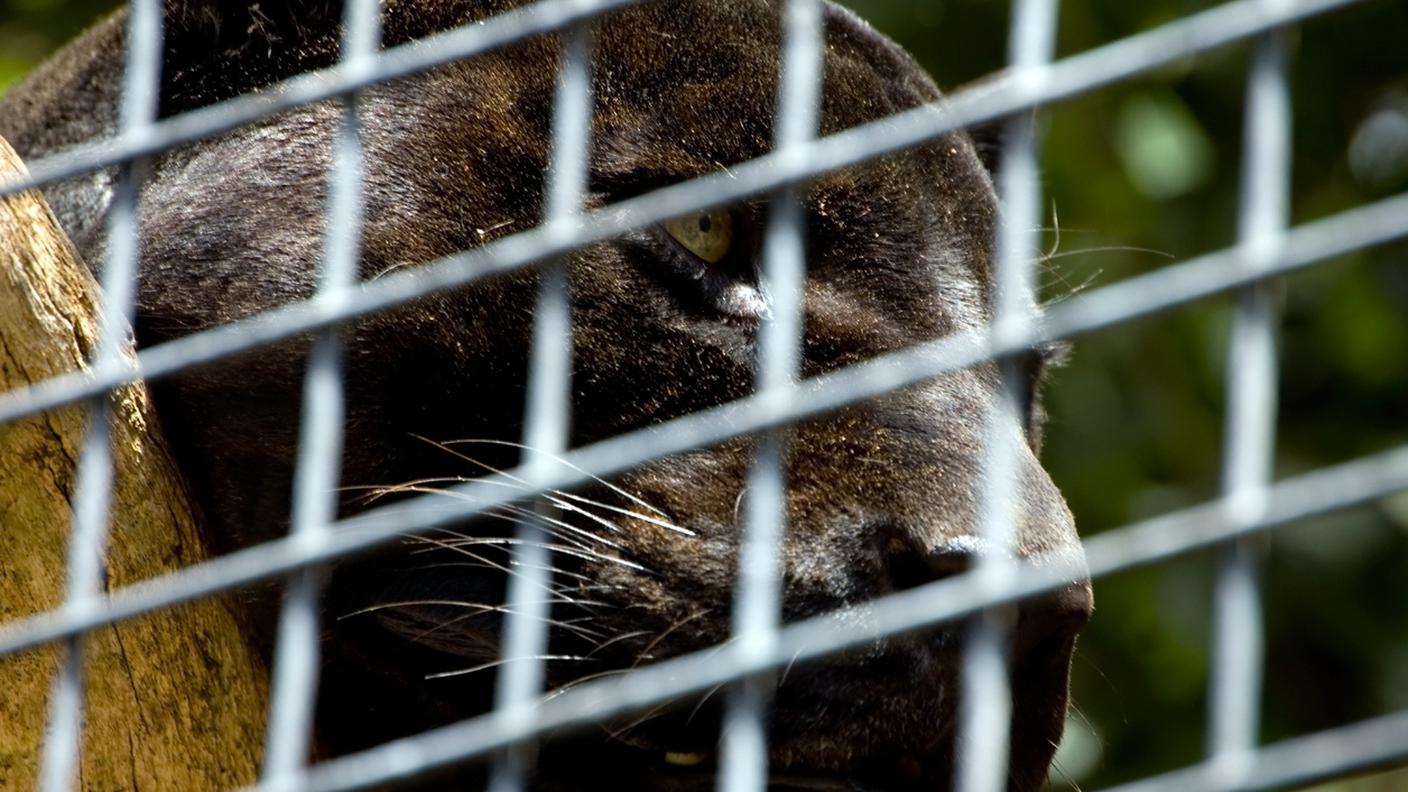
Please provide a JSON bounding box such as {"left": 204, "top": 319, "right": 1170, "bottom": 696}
{"left": 883, "top": 528, "right": 1092, "bottom": 655}
{"left": 1014, "top": 579, "right": 1093, "bottom": 663}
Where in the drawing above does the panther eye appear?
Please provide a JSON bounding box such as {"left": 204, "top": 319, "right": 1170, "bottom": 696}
{"left": 664, "top": 208, "right": 734, "bottom": 264}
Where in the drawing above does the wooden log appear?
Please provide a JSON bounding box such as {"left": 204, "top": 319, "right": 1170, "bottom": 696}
{"left": 0, "top": 136, "right": 267, "bottom": 790}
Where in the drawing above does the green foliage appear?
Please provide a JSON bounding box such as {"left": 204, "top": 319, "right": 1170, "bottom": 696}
{"left": 1114, "top": 91, "right": 1215, "bottom": 199}
{"left": 0, "top": 0, "right": 116, "bottom": 91}
{"left": 3, "top": 0, "right": 1405, "bottom": 788}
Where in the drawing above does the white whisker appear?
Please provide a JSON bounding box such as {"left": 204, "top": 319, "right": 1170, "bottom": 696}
{"left": 549, "top": 491, "right": 694, "bottom": 537}
{"left": 426, "top": 654, "right": 592, "bottom": 681}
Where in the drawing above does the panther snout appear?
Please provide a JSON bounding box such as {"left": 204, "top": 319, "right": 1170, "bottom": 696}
{"left": 880, "top": 523, "right": 1092, "bottom": 670}
{"left": 1014, "top": 579, "right": 1094, "bottom": 664}
{"left": 862, "top": 451, "right": 1091, "bottom": 791}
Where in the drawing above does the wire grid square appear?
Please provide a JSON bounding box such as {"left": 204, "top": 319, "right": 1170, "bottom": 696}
{"left": 1, "top": 0, "right": 1406, "bottom": 790}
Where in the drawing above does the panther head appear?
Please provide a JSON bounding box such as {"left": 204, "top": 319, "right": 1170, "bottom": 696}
{"left": 1, "top": 0, "right": 1092, "bottom": 788}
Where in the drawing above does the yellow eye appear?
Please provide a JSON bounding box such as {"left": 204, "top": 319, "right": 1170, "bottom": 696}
{"left": 664, "top": 208, "right": 734, "bottom": 264}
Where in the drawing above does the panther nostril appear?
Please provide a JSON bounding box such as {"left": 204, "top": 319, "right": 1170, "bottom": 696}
{"left": 882, "top": 532, "right": 979, "bottom": 592}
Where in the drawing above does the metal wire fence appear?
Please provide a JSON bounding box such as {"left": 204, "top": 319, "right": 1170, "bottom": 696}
{"left": 1, "top": 0, "right": 1406, "bottom": 790}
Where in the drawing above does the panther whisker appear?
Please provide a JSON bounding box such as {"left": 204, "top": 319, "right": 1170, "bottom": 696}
{"left": 604, "top": 699, "right": 679, "bottom": 743}
{"left": 547, "top": 491, "right": 693, "bottom": 536}
{"left": 778, "top": 649, "right": 803, "bottom": 689}
{"left": 582, "top": 629, "right": 655, "bottom": 659}
{"left": 407, "top": 436, "right": 691, "bottom": 539}
{"left": 366, "top": 598, "right": 610, "bottom": 645}
{"left": 386, "top": 488, "right": 635, "bottom": 560}
{"left": 402, "top": 527, "right": 588, "bottom": 569}
{"left": 439, "top": 437, "right": 677, "bottom": 521}
{"left": 685, "top": 681, "right": 728, "bottom": 727}
{"left": 416, "top": 490, "right": 634, "bottom": 554}
{"left": 343, "top": 594, "right": 597, "bottom": 619}
{"left": 423, "top": 515, "right": 597, "bottom": 555}
{"left": 1043, "top": 204, "right": 1062, "bottom": 263}
{"left": 408, "top": 535, "right": 631, "bottom": 580}
{"left": 474, "top": 508, "right": 604, "bottom": 555}
{"left": 1047, "top": 755, "right": 1083, "bottom": 792}
{"left": 400, "top": 547, "right": 597, "bottom": 587}
{"left": 418, "top": 437, "right": 694, "bottom": 539}
{"left": 340, "top": 599, "right": 498, "bottom": 619}
{"left": 542, "top": 495, "right": 632, "bottom": 536}
{"left": 426, "top": 654, "right": 594, "bottom": 681}
{"left": 407, "top": 560, "right": 605, "bottom": 598}
{"left": 428, "top": 501, "right": 623, "bottom": 554}
{"left": 542, "top": 668, "right": 637, "bottom": 702}
{"left": 342, "top": 474, "right": 529, "bottom": 507}
{"left": 1039, "top": 244, "right": 1174, "bottom": 262}
{"left": 632, "top": 609, "right": 714, "bottom": 667}
{"left": 399, "top": 535, "right": 574, "bottom": 597}
{"left": 493, "top": 501, "right": 630, "bottom": 551}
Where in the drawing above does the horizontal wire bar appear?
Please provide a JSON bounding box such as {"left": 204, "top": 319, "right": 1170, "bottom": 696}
{"left": 0, "top": 0, "right": 1378, "bottom": 429}
{"left": 1100, "top": 707, "right": 1408, "bottom": 792}
{"left": 249, "top": 440, "right": 1408, "bottom": 792}
{"left": 0, "top": 187, "right": 1405, "bottom": 658}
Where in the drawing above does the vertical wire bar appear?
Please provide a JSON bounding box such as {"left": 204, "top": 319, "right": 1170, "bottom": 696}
{"left": 486, "top": 22, "right": 591, "bottom": 792}
{"left": 716, "top": 1, "right": 821, "bottom": 791}
{"left": 36, "top": 1, "right": 162, "bottom": 790}
{"left": 260, "top": 0, "right": 380, "bottom": 785}
{"left": 956, "top": 1, "right": 1058, "bottom": 791}
{"left": 1207, "top": 0, "right": 1290, "bottom": 783}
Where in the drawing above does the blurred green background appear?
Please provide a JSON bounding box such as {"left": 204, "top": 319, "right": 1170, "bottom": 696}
{"left": 843, "top": 1, "right": 1408, "bottom": 789}
{"left": 2, "top": 0, "right": 1406, "bottom": 789}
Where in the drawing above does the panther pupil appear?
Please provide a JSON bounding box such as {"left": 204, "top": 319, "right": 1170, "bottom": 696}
{"left": 698, "top": 214, "right": 712, "bottom": 233}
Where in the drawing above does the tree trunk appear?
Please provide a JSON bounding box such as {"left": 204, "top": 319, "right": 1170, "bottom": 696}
{"left": 0, "top": 137, "right": 267, "bottom": 790}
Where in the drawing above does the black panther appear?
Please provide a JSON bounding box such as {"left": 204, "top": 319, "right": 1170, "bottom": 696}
{"left": 0, "top": 1, "right": 1091, "bottom": 788}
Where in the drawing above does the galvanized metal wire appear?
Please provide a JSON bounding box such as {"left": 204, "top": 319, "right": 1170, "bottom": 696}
{"left": 2, "top": 0, "right": 1405, "bottom": 790}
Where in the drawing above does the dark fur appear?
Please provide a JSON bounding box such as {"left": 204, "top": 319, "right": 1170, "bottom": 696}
{"left": 0, "top": 2, "right": 1091, "bottom": 789}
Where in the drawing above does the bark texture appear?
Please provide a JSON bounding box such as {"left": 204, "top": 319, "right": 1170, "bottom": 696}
{"left": 0, "top": 137, "right": 266, "bottom": 790}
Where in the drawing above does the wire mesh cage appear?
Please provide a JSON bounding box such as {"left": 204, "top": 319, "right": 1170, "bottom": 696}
{"left": 0, "top": 0, "right": 1406, "bottom": 790}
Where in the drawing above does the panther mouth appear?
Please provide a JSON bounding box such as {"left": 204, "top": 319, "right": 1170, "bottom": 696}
{"left": 527, "top": 612, "right": 1082, "bottom": 792}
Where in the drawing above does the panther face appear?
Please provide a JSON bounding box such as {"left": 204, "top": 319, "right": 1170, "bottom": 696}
{"left": 1, "top": 1, "right": 1091, "bottom": 789}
